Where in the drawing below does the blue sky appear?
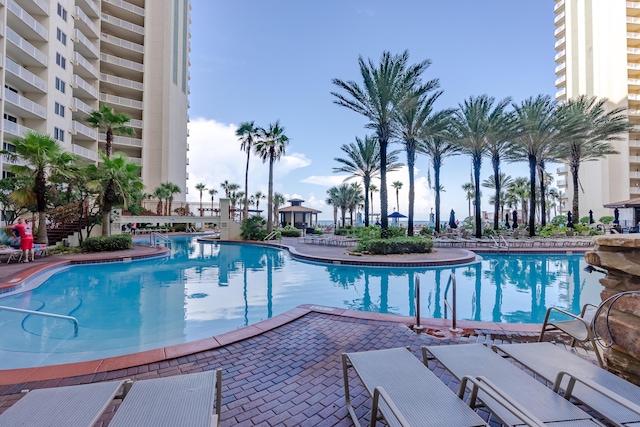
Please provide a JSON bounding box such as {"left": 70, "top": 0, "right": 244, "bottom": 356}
{"left": 186, "top": 1, "right": 557, "bottom": 220}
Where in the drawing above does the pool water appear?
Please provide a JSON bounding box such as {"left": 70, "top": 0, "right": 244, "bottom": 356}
{"left": 0, "top": 236, "right": 603, "bottom": 369}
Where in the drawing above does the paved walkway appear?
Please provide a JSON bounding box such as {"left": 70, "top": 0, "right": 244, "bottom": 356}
{"left": 0, "top": 236, "right": 603, "bottom": 426}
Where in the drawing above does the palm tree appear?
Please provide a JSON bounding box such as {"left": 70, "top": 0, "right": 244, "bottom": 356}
{"left": 461, "top": 182, "right": 475, "bottom": 218}
{"left": 555, "top": 95, "right": 632, "bottom": 220}
{"left": 368, "top": 184, "right": 378, "bottom": 224}
{"left": 326, "top": 186, "right": 340, "bottom": 229}
{"left": 195, "top": 183, "right": 207, "bottom": 216}
{"left": 220, "top": 180, "right": 234, "bottom": 198}
{"left": 86, "top": 104, "right": 134, "bottom": 158}
{"left": 333, "top": 183, "right": 354, "bottom": 227}
{"left": 508, "top": 177, "right": 530, "bottom": 225}
{"left": 548, "top": 188, "right": 560, "bottom": 219}
{"left": 255, "top": 121, "right": 289, "bottom": 233}
{"left": 452, "top": 95, "right": 504, "bottom": 237}
{"left": 236, "top": 121, "right": 260, "bottom": 220}
{"left": 482, "top": 172, "right": 513, "bottom": 227}
{"left": 347, "top": 182, "right": 364, "bottom": 226}
{"left": 161, "top": 182, "right": 181, "bottom": 216}
{"left": 332, "top": 50, "right": 428, "bottom": 236}
{"left": 208, "top": 188, "right": 218, "bottom": 216}
{"left": 3, "top": 131, "right": 75, "bottom": 243}
{"left": 391, "top": 181, "right": 403, "bottom": 213}
{"left": 272, "top": 192, "right": 285, "bottom": 225}
{"left": 90, "top": 152, "right": 143, "bottom": 236}
{"left": 419, "top": 135, "right": 461, "bottom": 233}
{"left": 332, "top": 135, "right": 401, "bottom": 227}
{"left": 153, "top": 185, "right": 169, "bottom": 215}
{"left": 253, "top": 190, "right": 265, "bottom": 212}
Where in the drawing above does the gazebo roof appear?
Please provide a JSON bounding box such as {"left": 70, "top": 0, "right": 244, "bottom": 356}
{"left": 278, "top": 206, "right": 322, "bottom": 214}
{"left": 603, "top": 198, "right": 640, "bottom": 208}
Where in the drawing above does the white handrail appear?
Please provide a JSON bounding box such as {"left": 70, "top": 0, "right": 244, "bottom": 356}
{"left": 444, "top": 273, "right": 462, "bottom": 332}
{"left": 150, "top": 232, "right": 171, "bottom": 248}
{"left": 0, "top": 305, "right": 78, "bottom": 336}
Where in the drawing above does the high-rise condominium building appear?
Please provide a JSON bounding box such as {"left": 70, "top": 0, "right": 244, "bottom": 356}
{"left": 1, "top": 0, "right": 191, "bottom": 200}
{"left": 553, "top": 0, "right": 639, "bottom": 219}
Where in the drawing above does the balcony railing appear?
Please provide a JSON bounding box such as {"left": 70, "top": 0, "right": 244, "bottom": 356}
{"left": 31, "top": 0, "right": 49, "bottom": 14}
{"left": 128, "top": 118, "right": 143, "bottom": 128}
{"left": 630, "top": 139, "right": 640, "bottom": 147}
{"left": 100, "top": 52, "right": 144, "bottom": 73}
{"left": 77, "top": 0, "right": 99, "bottom": 17}
{"left": 72, "top": 74, "right": 99, "bottom": 99}
{"left": 71, "top": 120, "right": 97, "bottom": 139}
{"left": 72, "top": 28, "right": 100, "bottom": 58}
{"left": 101, "top": 13, "right": 144, "bottom": 35}
{"left": 554, "top": 0, "right": 565, "bottom": 12}
{"left": 556, "top": 88, "right": 566, "bottom": 98}
{"left": 99, "top": 73, "right": 143, "bottom": 91}
{"left": 554, "top": 24, "right": 566, "bottom": 37}
{"left": 555, "top": 62, "right": 566, "bottom": 73}
{"left": 72, "top": 144, "right": 98, "bottom": 161}
{"left": 7, "top": 0, "right": 48, "bottom": 41}
{"left": 100, "top": 132, "right": 142, "bottom": 147}
{"left": 6, "top": 28, "right": 47, "bottom": 66}
{"left": 2, "top": 119, "right": 33, "bottom": 137}
{"left": 71, "top": 97, "right": 94, "bottom": 115}
{"left": 631, "top": 155, "right": 640, "bottom": 163}
{"left": 4, "top": 88, "right": 46, "bottom": 118}
{"left": 554, "top": 12, "right": 565, "bottom": 24}
{"left": 100, "top": 33, "right": 144, "bottom": 54}
{"left": 73, "top": 51, "right": 99, "bottom": 78}
{"left": 628, "top": 31, "right": 640, "bottom": 40}
{"left": 102, "top": 0, "right": 145, "bottom": 16}
{"left": 73, "top": 5, "right": 99, "bottom": 37}
{"left": 554, "top": 50, "right": 566, "bottom": 61}
{"left": 5, "top": 57, "right": 46, "bottom": 91}
{"left": 128, "top": 157, "right": 142, "bottom": 165}
{"left": 555, "top": 75, "right": 566, "bottom": 86}
{"left": 557, "top": 180, "right": 566, "bottom": 187}
{"left": 99, "top": 93, "right": 143, "bottom": 109}
{"left": 557, "top": 165, "right": 567, "bottom": 174}
{"left": 555, "top": 37, "right": 566, "bottom": 49}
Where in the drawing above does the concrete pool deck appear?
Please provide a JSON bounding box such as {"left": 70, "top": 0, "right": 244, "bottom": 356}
{"left": 0, "top": 236, "right": 600, "bottom": 426}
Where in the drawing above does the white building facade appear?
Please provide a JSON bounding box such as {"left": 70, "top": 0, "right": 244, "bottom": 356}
{"left": 1, "top": 0, "right": 190, "bottom": 199}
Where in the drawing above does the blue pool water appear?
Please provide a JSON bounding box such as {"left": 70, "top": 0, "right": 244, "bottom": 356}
{"left": 0, "top": 236, "right": 603, "bottom": 369}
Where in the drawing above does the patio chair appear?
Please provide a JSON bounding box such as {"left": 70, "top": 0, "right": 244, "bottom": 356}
{"left": 109, "top": 370, "right": 222, "bottom": 427}
{"left": 539, "top": 303, "right": 603, "bottom": 367}
{"left": 0, "top": 380, "right": 128, "bottom": 427}
{"left": 495, "top": 342, "right": 640, "bottom": 427}
{"left": 423, "top": 344, "right": 606, "bottom": 426}
{"left": 0, "top": 247, "right": 22, "bottom": 263}
{"left": 342, "top": 347, "right": 539, "bottom": 427}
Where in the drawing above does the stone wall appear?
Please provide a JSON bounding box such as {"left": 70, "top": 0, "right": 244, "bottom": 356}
{"left": 585, "top": 234, "right": 640, "bottom": 385}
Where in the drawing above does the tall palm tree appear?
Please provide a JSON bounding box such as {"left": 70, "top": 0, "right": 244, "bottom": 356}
{"left": 273, "top": 192, "right": 285, "bottom": 225}
{"left": 461, "top": 182, "right": 475, "bottom": 218}
{"left": 419, "top": 135, "right": 461, "bottom": 233}
{"left": 153, "top": 185, "right": 169, "bottom": 216}
{"left": 332, "top": 183, "right": 354, "bottom": 227}
{"left": 236, "top": 121, "right": 260, "bottom": 220}
{"left": 548, "top": 188, "right": 560, "bottom": 218}
{"left": 326, "top": 186, "right": 340, "bottom": 229}
{"left": 332, "top": 50, "right": 428, "bottom": 237}
{"left": 368, "top": 184, "right": 378, "bottom": 224}
{"left": 482, "top": 172, "right": 513, "bottom": 227}
{"left": 3, "top": 131, "right": 75, "bottom": 243}
{"left": 347, "top": 182, "right": 364, "bottom": 226}
{"left": 452, "top": 95, "right": 503, "bottom": 237}
{"left": 86, "top": 104, "right": 134, "bottom": 158}
{"left": 332, "top": 135, "right": 401, "bottom": 227}
{"left": 508, "top": 177, "right": 530, "bottom": 225}
{"left": 555, "top": 95, "right": 632, "bottom": 220}
{"left": 395, "top": 83, "right": 452, "bottom": 235}
{"left": 195, "top": 183, "right": 207, "bottom": 216}
{"left": 255, "top": 121, "right": 289, "bottom": 233}
{"left": 161, "top": 182, "right": 181, "bottom": 216}
{"left": 220, "top": 180, "right": 234, "bottom": 198}
{"left": 208, "top": 188, "right": 218, "bottom": 216}
{"left": 391, "top": 181, "right": 403, "bottom": 213}
{"left": 253, "top": 191, "right": 265, "bottom": 212}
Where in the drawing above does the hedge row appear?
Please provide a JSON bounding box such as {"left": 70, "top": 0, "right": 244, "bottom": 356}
{"left": 356, "top": 237, "right": 433, "bottom": 255}
{"left": 82, "top": 234, "right": 133, "bottom": 252}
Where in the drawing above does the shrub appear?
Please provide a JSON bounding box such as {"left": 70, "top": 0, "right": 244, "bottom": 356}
{"left": 173, "top": 224, "right": 187, "bottom": 232}
{"left": 313, "top": 230, "right": 324, "bottom": 235}
{"left": 599, "top": 216, "right": 614, "bottom": 224}
{"left": 279, "top": 226, "right": 301, "bottom": 237}
{"left": 551, "top": 215, "right": 567, "bottom": 226}
{"left": 419, "top": 227, "right": 433, "bottom": 236}
{"left": 356, "top": 236, "right": 433, "bottom": 255}
{"left": 352, "top": 225, "right": 381, "bottom": 240}
{"left": 386, "top": 226, "right": 407, "bottom": 238}
{"left": 334, "top": 228, "right": 350, "bottom": 236}
{"left": 241, "top": 216, "right": 267, "bottom": 240}
{"left": 579, "top": 216, "right": 591, "bottom": 224}
{"left": 82, "top": 234, "right": 132, "bottom": 252}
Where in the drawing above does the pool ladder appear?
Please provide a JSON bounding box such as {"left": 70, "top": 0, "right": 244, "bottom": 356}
{"left": 150, "top": 232, "right": 172, "bottom": 248}
{"left": 414, "top": 273, "right": 462, "bottom": 333}
{"left": 0, "top": 305, "right": 78, "bottom": 336}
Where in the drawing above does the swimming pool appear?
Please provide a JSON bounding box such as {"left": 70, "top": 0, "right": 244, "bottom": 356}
{"left": 0, "top": 236, "right": 603, "bottom": 369}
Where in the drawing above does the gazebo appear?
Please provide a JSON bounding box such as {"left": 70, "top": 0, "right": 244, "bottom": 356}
{"left": 278, "top": 198, "right": 321, "bottom": 231}
{"left": 603, "top": 197, "right": 640, "bottom": 229}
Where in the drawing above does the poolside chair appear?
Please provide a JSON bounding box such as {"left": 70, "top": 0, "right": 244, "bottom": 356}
{"left": 342, "top": 347, "right": 539, "bottom": 427}
{"left": 109, "top": 369, "right": 222, "bottom": 427}
{"left": 495, "top": 342, "right": 640, "bottom": 427}
{"left": 0, "top": 247, "right": 22, "bottom": 263}
{"left": 539, "top": 303, "right": 603, "bottom": 367}
{"left": 423, "top": 344, "right": 607, "bottom": 426}
{"left": 0, "top": 380, "right": 129, "bottom": 427}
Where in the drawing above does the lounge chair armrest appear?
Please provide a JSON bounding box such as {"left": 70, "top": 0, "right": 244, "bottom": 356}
{"left": 553, "top": 371, "right": 640, "bottom": 416}
{"left": 542, "top": 306, "right": 592, "bottom": 327}
{"left": 459, "top": 376, "right": 546, "bottom": 427}
{"left": 371, "top": 386, "right": 411, "bottom": 427}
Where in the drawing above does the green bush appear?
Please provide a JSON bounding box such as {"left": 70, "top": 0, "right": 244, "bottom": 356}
{"left": 334, "top": 228, "right": 350, "bottom": 236}
{"left": 386, "top": 226, "right": 407, "bottom": 238}
{"left": 173, "top": 224, "right": 187, "bottom": 232}
{"left": 82, "top": 234, "right": 132, "bottom": 252}
{"left": 279, "top": 226, "right": 301, "bottom": 237}
{"left": 313, "top": 230, "right": 324, "bottom": 235}
{"left": 241, "top": 216, "right": 268, "bottom": 240}
{"left": 351, "top": 225, "right": 381, "bottom": 240}
{"left": 356, "top": 236, "right": 433, "bottom": 255}
{"left": 551, "top": 215, "right": 567, "bottom": 226}
{"left": 579, "top": 216, "right": 590, "bottom": 224}
{"left": 419, "top": 227, "right": 433, "bottom": 236}
{"left": 599, "top": 216, "right": 614, "bottom": 224}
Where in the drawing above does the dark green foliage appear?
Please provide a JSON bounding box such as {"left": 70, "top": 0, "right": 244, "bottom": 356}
{"left": 334, "top": 228, "right": 350, "bottom": 236}
{"left": 599, "top": 216, "right": 614, "bottom": 224}
{"left": 419, "top": 227, "right": 433, "bottom": 236}
{"left": 241, "top": 215, "right": 268, "bottom": 240}
{"left": 551, "top": 215, "right": 567, "bottom": 226}
{"left": 579, "top": 216, "right": 590, "bottom": 224}
{"left": 385, "top": 226, "right": 407, "bottom": 238}
{"left": 173, "top": 224, "right": 187, "bottom": 232}
{"left": 279, "top": 226, "right": 301, "bottom": 237}
{"left": 313, "top": 230, "right": 324, "bottom": 235}
{"left": 82, "top": 234, "right": 132, "bottom": 252}
{"left": 356, "top": 236, "right": 433, "bottom": 255}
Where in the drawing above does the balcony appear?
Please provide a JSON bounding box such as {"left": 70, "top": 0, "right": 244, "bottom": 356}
{"left": 70, "top": 97, "right": 95, "bottom": 117}
{"left": 76, "top": 0, "right": 99, "bottom": 18}
{"left": 99, "top": 52, "right": 144, "bottom": 81}
{"left": 7, "top": 0, "right": 48, "bottom": 42}
{"left": 102, "top": 0, "right": 144, "bottom": 18}
{"left": 128, "top": 118, "right": 143, "bottom": 128}
{"left": 630, "top": 16, "right": 640, "bottom": 31}
{"left": 71, "top": 120, "right": 97, "bottom": 140}
{"left": 100, "top": 32, "right": 144, "bottom": 56}
{"left": 555, "top": 36, "right": 566, "bottom": 50}
{"left": 554, "top": 11, "right": 565, "bottom": 25}
{"left": 557, "top": 165, "right": 567, "bottom": 174}
{"left": 556, "top": 88, "right": 566, "bottom": 99}
{"left": 20, "top": 0, "right": 48, "bottom": 16}
{"left": 555, "top": 62, "right": 566, "bottom": 74}
{"left": 72, "top": 28, "right": 100, "bottom": 59}
{"left": 554, "top": 0, "right": 565, "bottom": 12}
{"left": 632, "top": 186, "right": 640, "bottom": 195}
{"left": 555, "top": 75, "right": 566, "bottom": 87}
{"left": 554, "top": 49, "right": 566, "bottom": 62}
{"left": 73, "top": 5, "right": 99, "bottom": 38}
{"left": 100, "top": 132, "right": 142, "bottom": 147}
{"left": 2, "top": 153, "right": 29, "bottom": 167}
{"left": 6, "top": 28, "right": 47, "bottom": 67}
{"left": 629, "top": 31, "right": 640, "bottom": 47}
{"left": 554, "top": 24, "right": 565, "bottom": 37}
{"left": 557, "top": 180, "right": 566, "bottom": 187}
{"left": 72, "top": 144, "right": 98, "bottom": 161}
{"left": 5, "top": 57, "right": 46, "bottom": 93}
{"left": 630, "top": 93, "right": 640, "bottom": 104}
{"left": 71, "top": 74, "right": 99, "bottom": 99}
{"left": 630, "top": 139, "right": 640, "bottom": 147}
{"left": 101, "top": 13, "right": 144, "bottom": 38}
{"left": 99, "top": 93, "right": 143, "bottom": 110}
{"left": 73, "top": 51, "right": 99, "bottom": 79}
{"left": 2, "top": 119, "right": 34, "bottom": 138}
{"left": 100, "top": 72, "right": 143, "bottom": 93}
{"left": 4, "top": 88, "right": 46, "bottom": 119}
{"left": 128, "top": 157, "right": 142, "bottom": 166}
{"left": 631, "top": 155, "right": 640, "bottom": 163}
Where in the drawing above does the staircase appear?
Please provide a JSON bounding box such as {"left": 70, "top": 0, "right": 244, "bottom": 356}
{"left": 47, "top": 219, "right": 89, "bottom": 246}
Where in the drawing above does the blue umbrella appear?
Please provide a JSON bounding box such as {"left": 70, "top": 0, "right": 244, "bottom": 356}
{"left": 388, "top": 211, "right": 407, "bottom": 219}
{"left": 448, "top": 209, "right": 457, "bottom": 229}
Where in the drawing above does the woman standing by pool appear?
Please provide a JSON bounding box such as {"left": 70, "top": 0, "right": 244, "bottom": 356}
{"left": 12, "top": 218, "right": 33, "bottom": 262}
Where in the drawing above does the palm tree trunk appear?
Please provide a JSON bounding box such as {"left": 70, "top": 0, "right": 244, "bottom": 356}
{"left": 434, "top": 158, "right": 441, "bottom": 233}
{"left": 407, "top": 147, "right": 415, "bottom": 236}
{"left": 35, "top": 169, "right": 48, "bottom": 244}
{"left": 244, "top": 150, "right": 250, "bottom": 221}
{"left": 570, "top": 162, "right": 580, "bottom": 221}
{"left": 492, "top": 158, "right": 500, "bottom": 231}
{"left": 369, "top": 189, "right": 374, "bottom": 226}
{"left": 106, "top": 128, "right": 113, "bottom": 158}
{"left": 379, "top": 131, "right": 389, "bottom": 236}
{"left": 341, "top": 208, "right": 346, "bottom": 228}
{"left": 102, "top": 178, "right": 116, "bottom": 237}
{"left": 473, "top": 157, "right": 482, "bottom": 238}
{"left": 267, "top": 157, "right": 274, "bottom": 233}
{"left": 333, "top": 206, "right": 338, "bottom": 229}
{"left": 363, "top": 177, "right": 370, "bottom": 227}
{"left": 528, "top": 155, "right": 537, "bottom": 237}
{"left": 538, "top": 162, "right": 547, "bottom": 227}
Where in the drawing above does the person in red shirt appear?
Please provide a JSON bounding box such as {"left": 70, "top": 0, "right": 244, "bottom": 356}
{"left": 13, "top": 218, "right": 34, "bottom": 262}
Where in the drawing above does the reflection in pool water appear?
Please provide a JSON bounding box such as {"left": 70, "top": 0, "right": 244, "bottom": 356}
{"left": 0, "top": 237, "right": 603, "bottom": 368}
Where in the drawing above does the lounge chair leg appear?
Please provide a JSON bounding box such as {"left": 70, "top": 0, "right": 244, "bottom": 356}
{"left": 342, "top": 354, "right": 361, "bottom": 427}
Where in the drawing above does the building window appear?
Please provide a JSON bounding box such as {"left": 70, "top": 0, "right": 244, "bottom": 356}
{"left": 56, "top": 28, "right": 67, "bottom": 45}
{"left": 56, "top": 53, "right": 66, "bottom": 70}
{"left": 3, "top": 114, "right": 17, "bottom": 123}
{"left": 54, "top": 127, "right": 64, "bottom": 142}
{"left": 57, "top": 3, "right": 67, "bottom": 21}
{"left": 2, "top": 143, "right": 16, "bottom": 153}
{"left": 55, "top": 77, "right": 66, "bottom": 93}
{"left": 2, "top": 172, "right": 15, "bottom": 179}
{"left": 54, "top": 102, "right": 65, "bottom": 118}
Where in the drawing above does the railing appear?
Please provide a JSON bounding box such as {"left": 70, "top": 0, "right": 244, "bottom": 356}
{"left": 100, "top": 32, "right": 144, "bottom": 54}
{"left": 72, "top": 28, "right": 100, "bottom": 58}
{"left": 100, "top": 52, "right": 144, "bottom": 72}
{"left": 103, "top": 0, "right": 145, "bottom": 16}
{"left": 73, "top": 5, "right": 99, "bottom": 36}
{"left": 263, "top": 231, "right": 281, "bottom": 243}
{"left": 0, "top": 305, "right": 78, "bottom": 336}
{"left": 101, "top": 12, "right": 144, "bottom": 35}
{"left": 443, "top": 273, "right": 462, "bottom": 333}
{"left": 413, "top": 276, "right": 424, "bottom": 332}
{"left": 6, "top": 28, "right": 48, "bottom": 65}
{"left": 7, "top": 0, "right": 49, "bottom": 41}
{"left": 150, "top": 232, "right": 171, "bottom": 248}
{"left": 491, "top": 235, "right": 510, "bottom": 253}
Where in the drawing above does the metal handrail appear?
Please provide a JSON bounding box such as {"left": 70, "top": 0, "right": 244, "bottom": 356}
{"left": 0, "top": 305, "right": 78, "bottom": 336}
{"left": 444, "top": 273, "right": 462, "bottom": 333}
{"left": 150, "top": 232, "right": 171, "bottom": 248}
{"left": 263, "top": 231, "right": 280, "bottom": 243}
{"left": 413, "top": 276, "right": 424, "bottom": 332}
{"left": 490, "top": 235, "right": 509, "bottom": 253}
